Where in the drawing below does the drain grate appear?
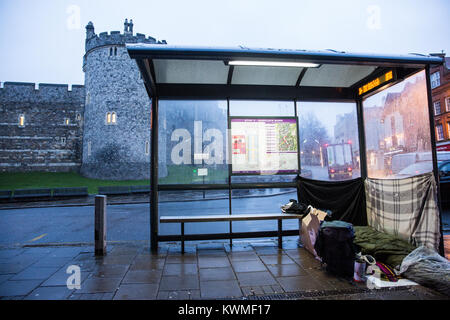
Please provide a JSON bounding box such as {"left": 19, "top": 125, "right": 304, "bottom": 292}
{"left": 228, "top": 286, "right": 415, "bottom": 300}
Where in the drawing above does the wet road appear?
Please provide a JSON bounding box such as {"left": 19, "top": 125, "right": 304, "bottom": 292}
{"left": 0, "top": 192, "right": 300, "bottom": 246}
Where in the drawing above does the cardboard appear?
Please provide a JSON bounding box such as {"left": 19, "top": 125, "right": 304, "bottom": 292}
{"left": 300, "top": 207, "right": 328, "bottom": 259}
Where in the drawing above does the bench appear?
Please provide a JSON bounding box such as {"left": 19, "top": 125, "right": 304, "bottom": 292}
{"left": 160, "top": 213, "right": 304, "bottom": 253}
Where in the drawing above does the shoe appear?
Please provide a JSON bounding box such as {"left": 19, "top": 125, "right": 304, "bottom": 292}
{"left": 281, "top": 199, "right": 311, "bottom": 216}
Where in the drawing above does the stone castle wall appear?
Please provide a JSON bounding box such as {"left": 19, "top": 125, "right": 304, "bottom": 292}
{"left": 0, "top": 82, "right": 85, "bottom": 172}
{"left": 80, "top": 44, "right": 155, "bottom": 180}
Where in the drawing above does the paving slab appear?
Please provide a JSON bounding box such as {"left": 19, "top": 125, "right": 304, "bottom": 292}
{"left": 276, "top": 275, "right": 328, "bottom": 292}
{"left": 0, "top": 280, "right": 42, "bottom": 297}
{"left": 199, "top": 267, "right": 236, "bottom": 281}
{"left": 10, "top": 266, "right": 59, "bottom": 281}
{"left": 267, "top": 263, "right": 309, "bottom": 277}
{"left": 198, "top": 256, "right": 230, "bottom": 268}
{"left": 76, "top": 277, "right": 122, "bottom": 294}
{"left": 163, "top": 263, "right": 198, "bottom": 276}
{"left": 122, "top": 270, "right": 162, "bottom": 284}
{"left": 236, "top": 271, "right": 278, "bottom": 287}
{"left": 231, "top": 259, "right": 266, "bottom": 273}
{"left": 259, "top": 254, "right": 296, "bottom": 265}
{"left": 159, "top": 275, "right": 200, "bottom": 291}
{"left": 113, "top": 283, "right": 159, "bottom": 300}
{"left": 200, "top": 280, "right": 242, "bottom": 299}
{"left": 24, "top": 286, "right": 74, "bottom": 300}
{"left": 90, "top": 264, "right": 129, "bottom": 278}
{"left": 157, "top": 290, "right": 200, "bottom": 300}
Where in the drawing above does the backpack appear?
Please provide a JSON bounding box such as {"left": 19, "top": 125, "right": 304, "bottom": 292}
{"left": 314, "top": 221, "right": 356, "bottom": 279}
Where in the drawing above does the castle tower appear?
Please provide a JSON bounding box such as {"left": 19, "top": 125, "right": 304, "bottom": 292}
{"left": 81, "top": 19, "right": 167, "bottom": 180}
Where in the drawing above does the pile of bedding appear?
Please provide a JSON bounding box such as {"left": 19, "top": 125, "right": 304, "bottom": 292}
{"left": 353, "top": 226, "right": 416, "bottom": 269}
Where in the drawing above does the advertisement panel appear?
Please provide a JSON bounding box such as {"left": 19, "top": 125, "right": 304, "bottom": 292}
{"left": 230, "top": 117, "right": 298, "bottom": 174}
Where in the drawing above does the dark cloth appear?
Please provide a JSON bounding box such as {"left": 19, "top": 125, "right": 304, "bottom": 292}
{"left": 296, "top": 176, "right": 367, "bottom": 226}
{"left": 353, "top": 226, "right": 416, "bottom": 268}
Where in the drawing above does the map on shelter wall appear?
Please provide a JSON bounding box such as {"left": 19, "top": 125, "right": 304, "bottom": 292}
{"left": 231, "top": 118, "right": 298, "bottom": 174}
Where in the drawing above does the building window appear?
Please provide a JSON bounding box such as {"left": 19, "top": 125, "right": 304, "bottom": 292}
{"left": 145, "top": 141, "right": 150, "bottom": 155}
{"left": 434, "top": 101, "right": 441, "bottom": 115}
{"left": 109, "top": 47, "right": 113, "bottom": 56}
{"left": 61, "top": 137, "right": 66, "bottom": 145}
{"left": 18, "top": 114, "right": 25, "bottom": 127}
{"left": 87, "top": 141, "right": 92, "bottom": 156}
{"left": 76, "top": 113, "right": 81, "bottom": 121}
{"left": 106, "top": 112, "right": 117, "bottom": 125}
{"left": 64, "top": 118, "right": 70, "bottom": 125}
{"left": 86, "top": 92, "right": 90, "bottom": 105}
{"left": 430, "top": 71, "right": 440, "bottom": 89}
{"left": 436, "top": 124, "right": 444, "bottom": 141}
{"left": 114, "top": 47, "right": 117, "bottom": 56}
{"left": 446, "top": 97, "right": 450, "bottom": 112}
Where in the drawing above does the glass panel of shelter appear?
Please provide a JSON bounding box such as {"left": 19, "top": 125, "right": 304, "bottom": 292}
{"left": 362, "top": 70, "right": 433, "bottom": 179}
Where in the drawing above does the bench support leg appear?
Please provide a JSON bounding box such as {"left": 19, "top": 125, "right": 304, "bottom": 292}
{"left": 278, "top": 219, "right": 282, "bottom": 249}
{"left": 181, "top": 222, "right": 185, "bottom": 254}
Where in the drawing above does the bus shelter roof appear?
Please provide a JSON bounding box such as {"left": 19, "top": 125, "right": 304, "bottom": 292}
{"left": 126, "top": 44, "right": 444, "bottom": 100}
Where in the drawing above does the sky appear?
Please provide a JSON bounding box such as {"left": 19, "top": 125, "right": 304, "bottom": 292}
{"left": 0, "top": 0, "right": 449, "bottom": 86}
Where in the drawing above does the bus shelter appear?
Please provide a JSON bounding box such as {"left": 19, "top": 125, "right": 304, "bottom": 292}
{"left": 126, "top": 44, "right": 445, "bottom": 255}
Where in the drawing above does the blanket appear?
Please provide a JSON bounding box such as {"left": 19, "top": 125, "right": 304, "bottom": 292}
{"left": 365, "top": 172, "right": 441, "bottom": 251}
{"left": 354, "top": 226, "right": 416, "bottom": 268}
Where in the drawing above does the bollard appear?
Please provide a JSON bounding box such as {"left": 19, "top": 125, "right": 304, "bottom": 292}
{"left": 95, "top": 195, "right": 107, "bottom": 256}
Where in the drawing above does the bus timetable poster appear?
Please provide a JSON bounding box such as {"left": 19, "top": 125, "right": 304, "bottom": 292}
{"left": 230, "top": 117, "right": 299, "bottom": 174}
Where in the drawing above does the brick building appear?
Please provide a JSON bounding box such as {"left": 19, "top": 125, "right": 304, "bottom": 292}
{"left": 430, "top": 53, "right": 450, "bottom": 151}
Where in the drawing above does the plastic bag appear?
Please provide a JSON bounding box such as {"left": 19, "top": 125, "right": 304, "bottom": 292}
{"left": 399, "top": 246, "right": 450, "bottom": 296}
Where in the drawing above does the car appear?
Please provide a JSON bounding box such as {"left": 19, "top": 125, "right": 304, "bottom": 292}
{"left": 438, "top": 160, "right": 450, "bottom": 208}
{"left": 390, "top": 151, "right": 450, "bottom": 174}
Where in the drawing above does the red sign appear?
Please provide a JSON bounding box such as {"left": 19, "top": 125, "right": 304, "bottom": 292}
{"left": 437, "top": 143, "right": 450, "bottom": 152}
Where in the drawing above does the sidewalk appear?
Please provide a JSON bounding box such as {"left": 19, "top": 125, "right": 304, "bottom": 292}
{"left": 0, "top": 239, "right": 448, "bottom": 300}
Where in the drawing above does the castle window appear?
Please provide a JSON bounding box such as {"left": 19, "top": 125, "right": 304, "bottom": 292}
{"left": 145, "top": 141, "right": 150, "bottom": 155}
{"left": 61, "top": 137, "right": 66, "bottom": 145}
{"left": 76, "top": 113, "right": 81, "bottom": 121}
{"left": 114, "top": 47, "right": 117, "bottom": 56}
{"left": 106, "top": 112, "right": 117, "bottom": 125}
{"left": 87, "top": 141, "right": 92, "bottom": 156}
{"left": 64, "top": 118, "right": 70, "bottom": 125}
{"left": 110, "top": 47, "right": 113, "bottom": 56}
{"left": 18, "top": 114, "right": 25, "bottom": 127}
{"left": 86, "top": 92, "right": 90, "bottom": 105}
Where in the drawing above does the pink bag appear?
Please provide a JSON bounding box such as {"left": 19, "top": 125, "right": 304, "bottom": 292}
{"left": 300, "top": 207, "right": 328, "bottom": 259}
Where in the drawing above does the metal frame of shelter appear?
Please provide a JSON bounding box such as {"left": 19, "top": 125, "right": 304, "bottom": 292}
{"left": 127, "top": 45, "right": 445, "bottom": 254}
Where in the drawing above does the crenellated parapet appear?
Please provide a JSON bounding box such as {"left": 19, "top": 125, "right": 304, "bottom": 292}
{"left": 84, "top": 19, "right": 166, "bottom": 54}
{"left": 0, "top": 82, "right": 85, "bottom": 104}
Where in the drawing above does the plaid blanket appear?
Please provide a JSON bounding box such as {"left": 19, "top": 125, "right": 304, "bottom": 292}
{"left": 365, "top": 172, "right": 441, "bottom": 251}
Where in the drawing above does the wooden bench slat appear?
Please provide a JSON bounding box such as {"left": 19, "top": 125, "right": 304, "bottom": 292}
{"left": 160, "top": 213, "right": 303, "bottom": 223}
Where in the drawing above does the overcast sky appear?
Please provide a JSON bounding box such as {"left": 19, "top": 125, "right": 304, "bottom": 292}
{"left": 0, "top": 0, "right": 449, "bottom": 86}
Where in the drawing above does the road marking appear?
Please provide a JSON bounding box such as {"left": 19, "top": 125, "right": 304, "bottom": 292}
{"left": 29, "top": 233, "right": 48, "bottom": 242}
